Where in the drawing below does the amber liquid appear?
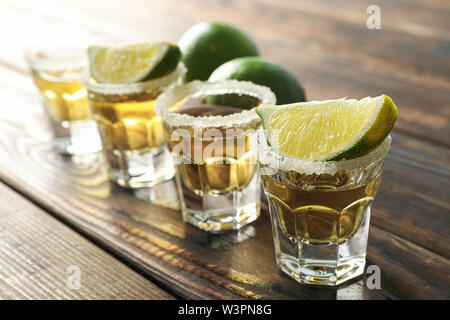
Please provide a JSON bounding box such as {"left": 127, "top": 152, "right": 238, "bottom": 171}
{"left": 165, "top": 96, "right": 260, "bottom": 195}
{"left": 89, "top": 90, "right": 164, "bottom": 152}
{"left": 33, "top": 70, "right": 91, "bottom": 122}
{"left": 262, "top": 171, "right": 381, "bottom": 244}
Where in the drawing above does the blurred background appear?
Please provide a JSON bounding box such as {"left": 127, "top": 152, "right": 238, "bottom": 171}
{"left": 1, "top": 0, "right": 449, "bottom": 146}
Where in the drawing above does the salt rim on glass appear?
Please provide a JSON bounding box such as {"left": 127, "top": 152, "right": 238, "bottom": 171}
{"left": 155, "top": 79, "right": 276, "bottom": 130}
{"left": 256, "top": 128, "right": 391, "bottom": 175}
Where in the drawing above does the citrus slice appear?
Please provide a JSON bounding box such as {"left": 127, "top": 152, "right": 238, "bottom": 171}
{"left": 255, "top": 95, "right": 397, "bottom": 161}
{"left": 88, "top": 42, "right": 181, "bottom": 83}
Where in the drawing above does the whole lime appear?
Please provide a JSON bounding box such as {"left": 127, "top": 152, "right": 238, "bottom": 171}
{"left": 179, "top": 22, "right": 258, "bottom": 81}
{"left": 209, "top": 57, "right": 306, "bottom": 104}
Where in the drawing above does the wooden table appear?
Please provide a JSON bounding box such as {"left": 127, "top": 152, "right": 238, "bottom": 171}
{"left": 0, "top": 0, "right": 449, "bottom": 300}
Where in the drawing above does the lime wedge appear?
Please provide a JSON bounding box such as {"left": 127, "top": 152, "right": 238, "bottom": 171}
{"left": 88, "top": 42, "right": 181, "bottom": 83}
{"left": 256, "top": 95, "right": 397, "bottom": 161}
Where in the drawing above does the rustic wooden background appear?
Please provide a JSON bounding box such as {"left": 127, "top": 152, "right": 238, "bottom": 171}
{"left": 0, "top": 0, "right": 448, "bottom": 299}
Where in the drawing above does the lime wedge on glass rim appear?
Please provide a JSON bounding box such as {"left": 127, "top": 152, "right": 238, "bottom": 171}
{"left": 88, "top": 42, "right": 181, "bottom": 83}
{"left": 255, "top": 95, "right": 398, "bottom": 161}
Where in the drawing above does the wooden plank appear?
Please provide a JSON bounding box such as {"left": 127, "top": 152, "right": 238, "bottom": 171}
{"left": 0, "top": 182, "right": 174, "bottom": 300}
{"left": 1, "top": 0, "right": 449, "bottom": 145}
{"left": 371, "top": 133, "right": 450, "bottom": 258}
{"left": 1, "top": 64, "right": 448, "bottom": 259}
{"left": 0, "top": 77, "right": 449, "bottom": 299}
{"left": 0, "top": 74, "right": 384, "bottom": 299}
{"left": 0, "top": 160, "right": 386, "bottom": 299}
{"left": 367, "top": 226, "right": 450, "bottom": 300}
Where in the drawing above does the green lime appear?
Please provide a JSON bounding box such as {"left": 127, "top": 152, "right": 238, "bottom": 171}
{"left": 209, "top": 57, "right": 306, "bottom": 105}
{"left": 256, "top": 95, "right": 397, "bottom": 161}
{"left": 88, "top": 42, "right": 181, "bottom": 83}
{"left": 179, "top": 22, "right": 258, "bottom": 81}
{"left": 200, "top": 93, "right": 261, "bottom": 110}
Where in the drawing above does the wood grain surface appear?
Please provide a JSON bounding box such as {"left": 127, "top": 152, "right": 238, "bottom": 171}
{"left": 0, "top": 0, "right": 449, "bottom": 300}
{"left": 0, "top": 84, "right": 448, "bottom": 299}
{"left": 0, "top": 182, "right": 173, "bottom": 299}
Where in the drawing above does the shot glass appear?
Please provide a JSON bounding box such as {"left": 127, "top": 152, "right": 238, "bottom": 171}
{"left": 258, "top": 128, "right": 392, "bottom": 286}
{"left": 156, "top": 80, "right": 276, "bottom": 232}
{"left": 83, "top": 63, "right": 186, "bottom": 188}
{"left": 25, "top": 44, "right": 102, "bottom": 155}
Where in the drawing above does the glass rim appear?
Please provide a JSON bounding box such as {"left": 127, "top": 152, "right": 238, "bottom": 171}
{"left": 256, "top": 128, "right": 391, "bottom": 175}
{"left": 81, "top": 63, "right": 187, "bottom": 95}
{"left": 23, "top": 43, "right": 87, "bottom": 72}
{"left": 155, "top": 79, "right": 276, "bottom": 129}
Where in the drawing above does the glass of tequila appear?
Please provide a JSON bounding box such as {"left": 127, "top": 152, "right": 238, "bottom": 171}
{"left": 83, "top": 64, "right": 186, "bottom": 188}
{"left": 25, "top": 44, "right": 102, "bottom": 155}
{"left": 156, "top": 80, "right": 276, "bottom": 232}
{"left": 258, "top": 129, "right": 391, "bottom": 285}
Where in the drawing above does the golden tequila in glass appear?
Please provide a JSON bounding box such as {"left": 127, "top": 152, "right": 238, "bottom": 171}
{"left": 25, "top": 45, "right": 102, "bottom": 155}
{"left": 83, "top": 64, "right": 186, "bottom": 188}
{"left": 156, "top": 80, "right": 276, "bottom": 232}
{"left": 258, "top": 129, "right": 391, "bottom": 285}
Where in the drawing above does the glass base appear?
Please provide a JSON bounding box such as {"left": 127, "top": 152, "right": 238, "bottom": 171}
{"left": 277, "top": 252, "right": 366, "bottom": 286}
{"left": 269, "top": 197, "right": 371, "bottom": 286}
{"left": 51, "top": 119, "right": 102, "bottom": 156}
{"left": 183, "top": 203, "right": 260, "bottom": 233}
{"left": 104, "top": 145, "right": 175, "bottom": 189}
{"left": 177, "top": 170, "right": 261, "bottom": 233}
